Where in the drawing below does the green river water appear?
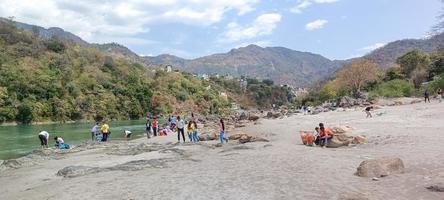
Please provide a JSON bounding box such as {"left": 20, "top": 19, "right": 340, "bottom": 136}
{"left": 0, "top": 120, "right": 149, "bottom": 160}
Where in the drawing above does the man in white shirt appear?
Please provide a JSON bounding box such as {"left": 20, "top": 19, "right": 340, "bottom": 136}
{"left": 38, "top": 131, "right": 49, "bottom": 149}
{"left": 176, "top": 116, "right": 185, "bottom": 143}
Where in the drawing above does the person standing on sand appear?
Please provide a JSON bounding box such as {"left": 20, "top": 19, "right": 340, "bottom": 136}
{"left": 193, "top": 120, "right": 199, "bottom": 143}
{"left": 219, "top": 118, "right": 228, "bottom": 144}
{"left": 177, "top": 116, "right": 186, "bottom": 143}
{"left": 187, "top": 121, "right": 195, "bottom": 142}
{"left": 38, "top": 130, "right": 49, "bottom": 149}
{"left": 425, "top": 89, "right": 431, "bottom": 103}
{"left": 146, "top": 118, "right": 152, "bottom": 138}
{"left": 364, "top": 106, "right": 373, "bottom": 118}
{"left": 90, "top": 123, "right": 100, "bottom": 141}
{"left": 437, "top": 88, "right": 443, "bottom": 103}
{"left": 152, "top": 117, "right": 158, "bottom": 137}
{"left": 101, "top": 122, "right": 110, "bottom": 142}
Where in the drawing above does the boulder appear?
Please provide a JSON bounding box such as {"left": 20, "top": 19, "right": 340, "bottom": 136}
{"left": 57, "top": 166, "right": 102, "bottom": 178}
{"left": 339, "top": 96, "right": 357, "bottom": 107}
{"left": 355, "top": 157, "right": 404, "bottom": 178}
{"left": 198, "top": 133, "right": 217, "bottom": 141}
{"left": 327, "top": 138, "right": 350, "bottom": 148}
{"left": 229, "top": 133, "right": 269, "bottom": 144}
{"left": 248, "top": 115, "right": 260, "bottom": 121}
{"left": 352, "top": 135, "right": 368, "bottom": 144}
{"left": 238, "top": 112, "right": 248, "bottom": 120}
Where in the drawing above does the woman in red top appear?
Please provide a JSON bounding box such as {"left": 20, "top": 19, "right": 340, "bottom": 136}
{"left": 152, "top": 117, "right": 158, "bottom": 137}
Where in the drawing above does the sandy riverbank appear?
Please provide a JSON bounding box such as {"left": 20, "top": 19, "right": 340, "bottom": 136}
{"left": 1, "top": 101, "right": 443, "bottom": 200}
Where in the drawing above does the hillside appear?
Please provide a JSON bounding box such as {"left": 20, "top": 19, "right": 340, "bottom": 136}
{"left": 364, "top": 32, "right": 444, "bottom": 67}
{"left": 145, "top": 45, "right": 342, "bottom": 87}
{"left": 0, "top": 19, "right": 292, "bottom": 124}
{"left": 2, "top": 18, "right": 149, "bottom": 66}
{"left": 0, "top": 19, "right": 227, "bottom": 124}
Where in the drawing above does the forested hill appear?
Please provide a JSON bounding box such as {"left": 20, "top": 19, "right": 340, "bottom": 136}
{"left": 0, "top": 19, "right": 292, "bottom": 124}
{"left": 363, "top": 32, "right": 444, "bottom": 68}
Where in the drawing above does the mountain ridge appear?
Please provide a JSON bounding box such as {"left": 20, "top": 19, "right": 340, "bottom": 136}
{"left": 7, "top": 18, "right": 444, "bottom": 87}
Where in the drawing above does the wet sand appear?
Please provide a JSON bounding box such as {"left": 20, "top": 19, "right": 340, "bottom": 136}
{"left": 1, "top": 101, "right": 443, "bottom": 200}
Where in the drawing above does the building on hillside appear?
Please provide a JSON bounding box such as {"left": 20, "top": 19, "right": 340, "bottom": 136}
{"left": 198, "top": 74, "right": 210, "bottom": 81}
{"left": 165, "top": 65, "right": 172, "bottom": 72}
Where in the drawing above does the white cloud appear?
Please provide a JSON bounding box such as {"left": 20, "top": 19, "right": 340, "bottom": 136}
{"left": 0, "top": 0, "right": 259, "bottom": 42}
{"left": 359, "top": 43, "right": 387, "bottom": 51}
{"left": 221, "top": 13, "right": 282, "bottom": 43}
{"left": 291, "top": 0, "right": 339, "bottom": 14}
{"left": 305, "top": 19, "right": 328, "bottom": 31}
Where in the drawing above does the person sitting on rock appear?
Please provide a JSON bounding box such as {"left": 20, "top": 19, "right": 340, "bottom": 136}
{"left": 319, "top": 126, "right": 333, "bottom": 148}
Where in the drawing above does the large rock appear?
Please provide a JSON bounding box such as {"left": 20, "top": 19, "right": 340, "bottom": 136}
{"left": 229, "top": 133, "right": 269, "bottom": 144}
{"left": 238, "top": 112, "right": 248, "bottom": 120}
{"left": 248, "top": 115, "right": 260, "bottom": 121}
{"left": 355, "top": 157, "right": 404, "bottom": 178}
{"left": 198, "top": 133, "right": 217, "bottom": 141}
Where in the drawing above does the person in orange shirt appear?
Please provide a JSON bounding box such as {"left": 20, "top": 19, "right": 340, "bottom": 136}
{"left": 319, "top": 126, "right": 333, "bottom": 147}
{"left": 152, "top": 117, "right": 158, "bottom": 137}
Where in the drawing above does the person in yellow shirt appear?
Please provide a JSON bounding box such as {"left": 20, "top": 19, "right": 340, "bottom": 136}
{"left": 186, "top": 121, "right": 194, "bottom": 142}
{"left": 101, "top": 122, "right": 110, "bottom": 142}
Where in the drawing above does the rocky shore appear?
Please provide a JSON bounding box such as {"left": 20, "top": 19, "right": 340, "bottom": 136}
{"left": 1, "top": 100, "right": 443, "bottom": 200}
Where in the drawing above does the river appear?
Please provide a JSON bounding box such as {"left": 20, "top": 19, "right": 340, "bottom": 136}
{"left": 0, "top": 120, "right": 149, "bottom": 160}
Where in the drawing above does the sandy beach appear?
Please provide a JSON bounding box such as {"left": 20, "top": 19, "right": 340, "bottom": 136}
{"left": 1, "top": 101, "right": 444, "bottom": 200}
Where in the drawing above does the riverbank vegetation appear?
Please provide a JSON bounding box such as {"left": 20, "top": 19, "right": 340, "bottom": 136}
{"left": 305, "top": 48, "right": 444, "bottom": 105}
{"left": 0, "top": 19, "right": 293, "bottom": 124}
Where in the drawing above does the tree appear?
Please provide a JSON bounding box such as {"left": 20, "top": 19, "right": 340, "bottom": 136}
{"left": 336, "top": 59, "right": 380, "bottom": 94}
{"left": 396, "top": 50, "right": 431, "bottom": 88}
{"left": 396, "top": 50, "right": 431, "bottom": 78}
{"left": 431, "top": 0, "right": 444, "bottom": 34}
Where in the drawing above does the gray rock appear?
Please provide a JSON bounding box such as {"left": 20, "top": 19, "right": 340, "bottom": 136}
{"left": 57, "top": 166, "right": 102, "bottom": 178}
{"left": 355, "top": 157, "right": 404, "bottom": 178}
{"left": 426, "top": 183, "right": 444, "bottom": 192}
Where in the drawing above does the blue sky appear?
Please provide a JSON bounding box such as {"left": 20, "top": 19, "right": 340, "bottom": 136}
{"left": 0, "top": 0, "right": 441, "bottom": 60}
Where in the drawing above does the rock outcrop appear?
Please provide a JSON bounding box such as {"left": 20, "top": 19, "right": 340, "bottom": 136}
{"left": 355, "top": 157, "right": 404, "bottom": 178}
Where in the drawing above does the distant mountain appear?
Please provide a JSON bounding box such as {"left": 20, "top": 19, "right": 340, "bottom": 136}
{"left": 13, "top": 18, "right": 444, "bottom": 87}
{"left": 364, "top": 32, "right": 444, "bottom": 67}
{"left": 145, "top": 45, "right": 343, "bottom": 87}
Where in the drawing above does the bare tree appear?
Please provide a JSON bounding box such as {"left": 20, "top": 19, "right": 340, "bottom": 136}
{"left": 431, "top": 0, "right": 444, "bottom": 34}
{"left": 336, "top": 59, "right": 380, "bottom": 94}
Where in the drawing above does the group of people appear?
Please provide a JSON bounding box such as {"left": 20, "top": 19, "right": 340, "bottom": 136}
{"left": 90, "top": 122, "right": 111, "bottom": 142}
{"left": 37, "top": 130, "right": 70, "bottom": 149}
{"left": 145, "top": 113, "right": 228, "bottom": 144}
{"left": 305, "top": 123, "right": 333, "bottom": 147}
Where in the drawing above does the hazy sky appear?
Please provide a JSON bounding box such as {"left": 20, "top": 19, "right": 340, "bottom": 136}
{"left": 0, "top": 0, "right": 441, "bottom": 59}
